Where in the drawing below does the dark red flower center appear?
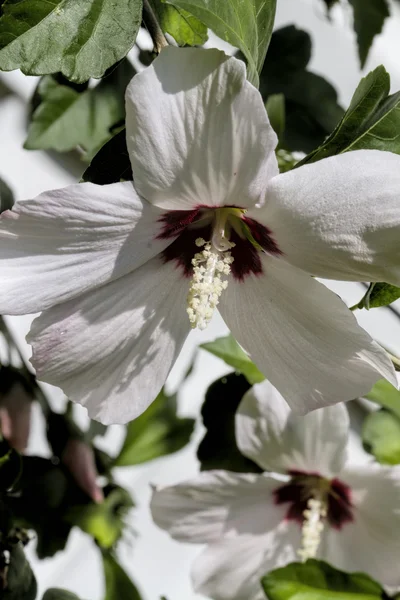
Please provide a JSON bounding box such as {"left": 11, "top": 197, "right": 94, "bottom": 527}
{"left": 156, "top": 206, "right": 282, "bottom": 281}
{"left": 273, "top": 470, "right": 354, "bottom": 530}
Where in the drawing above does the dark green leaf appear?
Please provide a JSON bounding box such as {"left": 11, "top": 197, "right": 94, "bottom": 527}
{"left": 298, "top": 65, "right": 400, "bottom": 165}
{"left": 355, "top": 282, "right": 400, "bottom": 310}
{"left": 0, "top": 0, "right": 142, "bottom": 82}
{"left": 261, "top": 26, "right": 343, "bottom": 153}
{"left": 114, "top": 389, "right": 195, "bottom": 466}
{"left": 0, "top": 176, "right": 13, "bottom": 213}
{"left": 265, "top": 94, "right": 285, "bottom": 143}
{"left": 200, "top": 334, "right": 265, "bottom": 385}
{"left": 167, "top": 0, "right": 277, "bottom": 87}
{"left": 365, "top": 379, "right": 400, "bottom": 419}
{"left": 82, "top": 129, "right": 133, "bottom": 184}
{"left": 348, "top": 0, "right": 390, "bottom": 68}
{"left": 262, "top": 559, "right": 384, "bottom": 600}
{"left": 362, "top": 408, "right": 400, "bottom": 465}
{"left": 197, "top": 372, "right": 262, "bottom": 473}
{"left": 0, "top": 439, "right": 21, "bottom": 491}
{"left": 25, "top": 60, "right": 135, "bottom": 159}
{"left": 103, "top": 552, "right": 143, "bottom": 600}
{"left": 3, "top": 544, "right": 37, "bottom": 600}
{"left": 42, "top": 590, "right": 82, "bottom": 600}
{"left": 87, "top": 420, "right": 108, "bottom": 442}
{"left": 149, "top": 0, "right": 207, "bottom": 45}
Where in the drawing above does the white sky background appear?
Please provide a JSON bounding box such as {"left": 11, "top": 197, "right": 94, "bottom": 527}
{"left": 1, "top": 0, "right": 400, "bottom": 598}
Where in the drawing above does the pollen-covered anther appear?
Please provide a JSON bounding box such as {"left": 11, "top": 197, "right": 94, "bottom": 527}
{"left": 187, "top": 238, "right": 235, "bottom": 330}
{"left": 297, "top": 497, "right": 327, "bottom": 562}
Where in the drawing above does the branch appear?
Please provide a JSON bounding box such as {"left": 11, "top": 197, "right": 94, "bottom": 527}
{"left": 142, "top": 0, "right": 168, "bottom": 54}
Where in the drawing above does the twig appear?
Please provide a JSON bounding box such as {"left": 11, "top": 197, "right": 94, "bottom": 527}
{"left": 142, "top": 0, "right": 168, "bottom": 53}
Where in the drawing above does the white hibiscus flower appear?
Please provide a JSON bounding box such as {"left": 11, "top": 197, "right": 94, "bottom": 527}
{"left": 0, "top": 46, "right": 399, "bottom": 423}
{"left": 151, "top": 380, "right": 400, "bottom": 600}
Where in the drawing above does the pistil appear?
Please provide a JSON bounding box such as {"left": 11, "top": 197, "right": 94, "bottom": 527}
{"left": 298, "top": 496, "right": 327, "bottom": 561}
{"left": 186, "top": 237, "right": 234, "bottom": 330}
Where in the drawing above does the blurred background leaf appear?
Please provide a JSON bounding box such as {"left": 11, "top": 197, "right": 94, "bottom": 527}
{"left": 114, "top": 389, "right": 195, "bottom": 467}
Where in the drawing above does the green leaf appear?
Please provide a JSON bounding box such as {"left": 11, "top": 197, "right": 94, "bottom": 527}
{"left": 25, "top": 60, "right": 135, "bottom": 159}
{"left": 166, "top": 0, "right": 277, "bottom": 87}
{"left": 298, "top": 65, "right": 400, "bottom": 165}
{"left": 365, "top": 378, "right": 400, "bottom": 419}
{"left": 265, "top": 94, "right": 285, "bottom": 143}
{"left": 114, "top": 389, "right": 195, "bottom": 466}
{"left": 260, "top": 26, "right": 343, "bottom": 153}
{"left": 42, "top": 591, "right": 82, "bottom": 600}
{"left": 262, "top": 559, "right": 384, "bottom": 600}
{"left": 197, "top": 372, "right": 262, "bottom": 473}
{"left": 321, "top": 0, "right": 339, "bottom": 12}
{"left": 82, "top": 129, "right": 133, "bottom": 185}
{"left": 66, "top": 486, "right": 133, "bottom": 548}
{"left": 0, "top": 0, "right": 142, "bottom": 82}
{"left": 200, "top": 334, "right": 265, "bottom": 385}
{"left": 362, "top": 408, "right": 400, "bottom": 465}
{"left": 103, "top": 552, "right": 143, "bottom": 600}
{"left": 149, "top": 0, "right": 207, "bottom": 45}
{"left": 3, "top": 544, "right": 37, "bottom": 600}
{"left": 348, "top": 0, "right": 390, "bottom": 68}
{"left": 355, "top": 282, "right": 400, "bottom": 310}
{"left": 0, "top": 438, "right": 22, "bottom": 491}
{"left": 0, "top": 176, "right": 14, "bottom": 213}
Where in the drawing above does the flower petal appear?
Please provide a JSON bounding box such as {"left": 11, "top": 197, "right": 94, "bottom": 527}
{"left": 192, "top": 527, "right": 299, "bottom": 600}
{"left": 236, "top": 380, "right": 349, "bottom": 476}
{"left": 258, "top": 150, "right": 400, "bottom": 284}
{"left": 151, "top": 471, "right": 285, "bottom": 544}
{"left": 125, "top": 47, "right": 278, "bottom": 210}
{"left": 321, "top": 464, "right": 400, "bottom": 587}
{"left": 27, "top": 257, "right": 190, "bottom": 424}
{"left": 220, "top": 256, "right": 396, "bottom": 415}
{"left": 0, "top": 182, "right": 166, "bottom": 315}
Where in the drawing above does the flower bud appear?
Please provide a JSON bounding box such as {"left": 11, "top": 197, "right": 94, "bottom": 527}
{"left": 0, "top": 367, "right": 34, "bottom": 453}
{"left": 61, "top": 438, "right": 104, "bottom": 504}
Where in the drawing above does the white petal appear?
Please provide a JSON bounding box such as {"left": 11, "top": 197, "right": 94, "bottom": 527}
{"left": 151, "top": 471, "right": 286, "bottom": 544}
{"left": 192, "top": 526, "right": 299, "bottom": 600}
{"left": 321, "top": 464, "right": 400, "bottom": 587}
{"left": 236, "top": 381, "right": 349, "bottom": 476}
{"left": 0, "top": 182, "right": 166, "bottom": 315}
{"left": 126, "top": 47, "right": 278, "bottom": 210}
{"left": 220, "top": 256, "right": 396, "bottom": 415}
{"left": 259, "top": 150, "right": 400, "bottom": 284}
{"left": 27, "top": 257, "right": 190, "bottom": 424}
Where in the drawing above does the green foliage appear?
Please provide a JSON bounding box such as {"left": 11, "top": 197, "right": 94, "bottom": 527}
{"left": 149, "top": 0, "right": 207, "bottom": 45}
{"left": 262, "top": 559, "right": 385, "bottom": 600}
{"left": 260, "top": 26, "right": 343, "bottom": 153}
{"left": 42, "top": 591, "right": 82, "bottom": 600}
{"left": 354, "top": 282, "right": 400, "bottom": 310}
{"left": 0, "top": 0, "right": 142, "bottom": 82}
{"left": 166, "top": 0, "right": 277, "bottom": 87}
{"left": 362, "top": 409, "right": 400, "bottom": 465}
{"left": 299, "top": 66, "right": 400, "bottom": 166}
{"left": 114, "top": 388, "right": 195, "bottom": 467}
{"left": 0, "top": 176, "right": 13, "bottom": 213}
{"left": 25, "top": 60, "right": 135, "bottom": 160}
{"left": 0, "top": 438, "right": 22, "bottom": 491}
{"left": 66, "top": 486, "right": 133, "bottom": 549}
{"left": 46, "top": 411, "right": 85, "bottom": 458}
{"left": 82, "top": 129, "right": 132, "bottom": 185}
{"left": 265, "top": 94, "right": 285, "bottom": 144}
{"left": 200, "top": 334, "right": 265, "bottom": 385}
{"left": 103, "top": 552, "right": 143, "bottom": 600}
{"left": 348, "top": 0, "right": 390, "bottom": 68}
{"left": 2, "top": 544, "right": 37, "bottom": 600}
{"left": 197, "top": 372, "right": 262, "bottom": 473}
{"left": 365, "top": 379, "right": 400, "bottom": 419}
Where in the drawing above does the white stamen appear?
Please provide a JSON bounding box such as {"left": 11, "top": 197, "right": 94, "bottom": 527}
{"left": 297, "top": 497, "right": 327, "bottom": 562}
{"left": 187, "top": 238, "right": 234, "bottom": 330}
